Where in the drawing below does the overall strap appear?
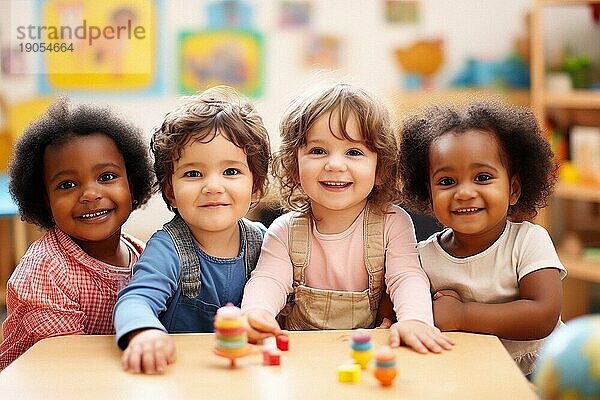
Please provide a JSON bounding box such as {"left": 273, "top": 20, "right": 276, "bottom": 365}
{"left": 363, "top": 203, "right": 386, "bottom": 310}
{"left": 288, "top": 212, "right": 311, "bottom": 287}
{"left": 240, "top": 219, "right": 264, "bottom": 281}
{"left": 163, "top": 215, "right": 201, "bottom": 298}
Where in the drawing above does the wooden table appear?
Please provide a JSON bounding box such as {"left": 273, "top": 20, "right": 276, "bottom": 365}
{"left": 0, "top": 330, "right": 536, "bottom": 399}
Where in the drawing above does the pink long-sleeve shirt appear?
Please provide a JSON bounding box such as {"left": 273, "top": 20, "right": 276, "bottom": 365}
{"left": 241, "top": 205, "right": 434, "bottom": 325}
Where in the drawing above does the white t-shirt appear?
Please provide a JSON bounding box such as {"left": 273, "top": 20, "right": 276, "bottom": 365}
{"left": 417, "top": 220, "right": 566, "bottom": 375}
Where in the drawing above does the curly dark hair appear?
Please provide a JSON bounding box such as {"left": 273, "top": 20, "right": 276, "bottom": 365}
{"left": 151, "top": 86, "right": 271, "bottom": 211}
{"left": 8, "top": 98, "right": 154, "bottom": 229}
{"left": 273, "top": 83, "right": 401, "bottom": 214}
{"left": 398, "top": 101, "right": 557, "bottom": 220}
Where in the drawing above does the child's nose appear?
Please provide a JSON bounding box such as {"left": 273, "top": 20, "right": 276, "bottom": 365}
{"left": 201, "top": 177, "right": 225, "bottom": 194}
{"left": 80, "top": 183, "right": 102, "bottom": 202}
{"left": 324, "top": 154, "right": 347, "bottom": 172}
{"left": 454, "top": 183, "right": 477, "bottom": 200}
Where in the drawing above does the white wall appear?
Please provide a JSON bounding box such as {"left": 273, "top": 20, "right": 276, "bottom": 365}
{"left": 2, "top": 0, "right": 587, "bottom": 240}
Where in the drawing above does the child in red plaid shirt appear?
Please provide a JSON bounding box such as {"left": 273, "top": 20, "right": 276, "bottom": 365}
{"left": 0, "top": 99, "right": 153, "bottom": 370}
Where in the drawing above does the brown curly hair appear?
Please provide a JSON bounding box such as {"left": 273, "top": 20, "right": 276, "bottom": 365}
{"left": 151, "top": 86, "right": 271, "bottom": 211}
{"left": 398, "top": 101, "right": 558, "bottom": 220}
{"left": 272, "top": 83, "right": 400, "bottom": 214}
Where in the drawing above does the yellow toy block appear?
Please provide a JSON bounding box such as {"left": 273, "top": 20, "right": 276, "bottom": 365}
{"left": 337, "top": 363, "right": 361, "bottom": 383}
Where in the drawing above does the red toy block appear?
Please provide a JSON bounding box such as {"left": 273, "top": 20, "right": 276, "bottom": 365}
{"left": 276, "top": 334, "right": 289, "bottom": 351}
{"left": 263, "top": 349, "right": 281, "bottom": 366}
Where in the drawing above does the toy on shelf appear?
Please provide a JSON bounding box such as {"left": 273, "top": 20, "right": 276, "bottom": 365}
{"left": 213, "top": 303, "right": 250, "bottom": 368}
{"left": 534, "top": 315, "right": 600, "bottom": 399}
{"left": 393, "top": 39, "right": 444, "bottom": 90}
{"left": 350, "top": 329, "right": 373, "bottom": 369}
{"left": 373, "top": 345, "right": 398, "bottom": 387}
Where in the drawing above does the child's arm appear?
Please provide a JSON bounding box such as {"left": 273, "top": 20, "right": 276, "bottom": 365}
{"left": 385, "top": 207, "right": 453, "bottom": 352}
{"left": 121, "top": 328, "right": 176, "bottom": 374}
{"left": 241, "top": 216, "right": 294, "bottom": 341}
{"left": 433, "top": 268, "right": 562, "bottom": 340}
{"left": 113, "top": 231, "right": 180, "bottom": 368}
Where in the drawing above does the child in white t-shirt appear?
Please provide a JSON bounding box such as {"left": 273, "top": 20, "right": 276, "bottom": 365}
{"left": 399, "top": 101, "right": 566, "bottom": 375}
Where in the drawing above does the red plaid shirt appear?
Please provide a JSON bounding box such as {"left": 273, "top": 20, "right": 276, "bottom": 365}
{"left": 0, "top": 227, "right": 143, "bottom": 370}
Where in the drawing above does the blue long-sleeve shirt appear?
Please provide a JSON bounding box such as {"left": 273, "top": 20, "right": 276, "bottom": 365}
{"left": 113, "top": 222, "right": 265, "bottom": 350}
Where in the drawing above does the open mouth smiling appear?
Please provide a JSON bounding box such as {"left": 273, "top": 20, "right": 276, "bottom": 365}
{"left": 78, "top": 209, "right": 110, "bottom": 219}
{"left": 453, "top": 207, "right": 481, "bottom": 214}
{"left": 320, "top": 181, "right": 352, "bottom": 189}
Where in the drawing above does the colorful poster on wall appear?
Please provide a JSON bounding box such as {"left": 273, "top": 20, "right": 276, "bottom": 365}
{"left": 383, "top": 0, "right": 419, "bottom": 24}
{"left": 207, "top": 0, "right": 253, "bottom": 28}
{"left": 305, "top": 34, "right": 341, "bottom": 70}
{"left": 178, "top": 29, "right": 264, "bottom": 98}
{"left": 279, "top": 1, "right": 311, "bottom": 28}
{"left": 36, "top": 0, "right": 160, "bottom": 93}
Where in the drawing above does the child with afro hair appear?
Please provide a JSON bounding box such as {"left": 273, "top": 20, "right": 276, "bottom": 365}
{"left": 0, "top": 98, "right": 153, "bottom": 370}
{"left": 398, "top": 101, "right": 565, "bottom": 376}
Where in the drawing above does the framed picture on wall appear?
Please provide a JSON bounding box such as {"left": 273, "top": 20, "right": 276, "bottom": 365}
{"left": 36, "top": 0, "right": 161, "bottom": 93}
{"left": 178, "top": 29, "right": 264, "bottom": 98}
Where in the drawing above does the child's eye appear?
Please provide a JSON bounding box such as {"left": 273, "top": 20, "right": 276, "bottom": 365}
{"left": 224, "top": 168, "right": 240, "bottom": 176}
{"left": 346, "top": 149, "right": 364, "bottom": 156}
{"left": 475, "top": 173, "right": 493, "bottom": 182}
{"left": 98, "top": 172, "right": 117, "bottom": 182}
{"left": 308, "top": 147, "right": 326, "bottom": 155}
{"left": 438, "top": 177, "right": 455, "bottom": 186}
{"left": 184, "top": 170, "right": 202, "bottom": 178}
{"left": 57, "top": 181, "right": 76, "bottom": 190}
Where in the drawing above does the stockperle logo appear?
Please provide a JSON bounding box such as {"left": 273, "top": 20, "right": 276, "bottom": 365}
{"left": 9, "top": 0, "right": 156, "bottom": 89}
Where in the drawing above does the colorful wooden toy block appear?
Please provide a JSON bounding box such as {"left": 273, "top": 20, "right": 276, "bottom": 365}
{"left": 276, "top": 334, "right": 289, "bottom": 351}
{"left": 263, "top": 349, "right": 281, "bottom": 366}
{"left": 337, "top": 363, "right": 361, "bottom": 383}
{"left": 350, "top": 329, "right": 373, "bottom": 369}
{"left": 373, "top": 345, "right": 397, "bottom": 387}
{"left": 213, "top": 303, "right": 250, "bottom": 368}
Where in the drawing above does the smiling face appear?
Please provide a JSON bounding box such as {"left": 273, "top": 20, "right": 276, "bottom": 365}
{"left": 428, "top": 129, "right": 520, "bottom": 253}
{"left": 165, "top": 133, "right": 255, "bottom": 242}
{"left": 43, "top": 133, "right": 133, "bottom": 245}
{"left": 297, "top": 110, "right": 378, "bottom": 227}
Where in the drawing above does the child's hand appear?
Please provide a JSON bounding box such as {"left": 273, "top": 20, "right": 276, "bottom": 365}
{"left": 377, "top": 317, "right": 394, "bottom": 329}
{"left": 432, "top": 289, "right": 465, "bottom": 331}
{"left": 121, "top": 328, "right": 176, "bottom": 374}
{"left": 244, "top": 309, "right": 284, "bottom": 342}
{"left": 388, "top": 320, "right": 454, "bottom": 353}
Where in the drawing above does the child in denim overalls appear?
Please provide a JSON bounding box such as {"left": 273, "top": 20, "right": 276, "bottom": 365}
{"left": 242, "top": 83, "right": 453, "bottom": 353}
{"left": 113, "top": 86, "right": 271, "bottom": 374}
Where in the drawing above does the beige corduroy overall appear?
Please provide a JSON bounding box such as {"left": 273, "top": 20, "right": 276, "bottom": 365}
{"left": 277, "top": 204, "right": 386, "bottom": 330}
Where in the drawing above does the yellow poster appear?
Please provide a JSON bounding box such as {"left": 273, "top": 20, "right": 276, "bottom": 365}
{"left": 39, "top": 0, "right": 156, "bottom": 91}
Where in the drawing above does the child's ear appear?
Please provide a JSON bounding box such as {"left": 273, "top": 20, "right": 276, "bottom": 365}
{"left": 164, "top": 183, "right": 178, "bottom": 209}
{"left": 509, "top": 175, "right": 521, "bottom": 206}
{"left": 251, "top": 187, "right": 261, "bottom": 203}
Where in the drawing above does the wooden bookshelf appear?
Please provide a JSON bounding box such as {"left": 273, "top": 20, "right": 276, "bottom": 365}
{"left": 531, "top": 0, "right": 600, "bottom": 319}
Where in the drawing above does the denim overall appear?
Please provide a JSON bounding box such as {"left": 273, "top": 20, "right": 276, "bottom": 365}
{"left": 278, "top": 203, "right": 385, "bottom": 330}
{"left": 160, "top": 215, "right": 263, "bottom": 331}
